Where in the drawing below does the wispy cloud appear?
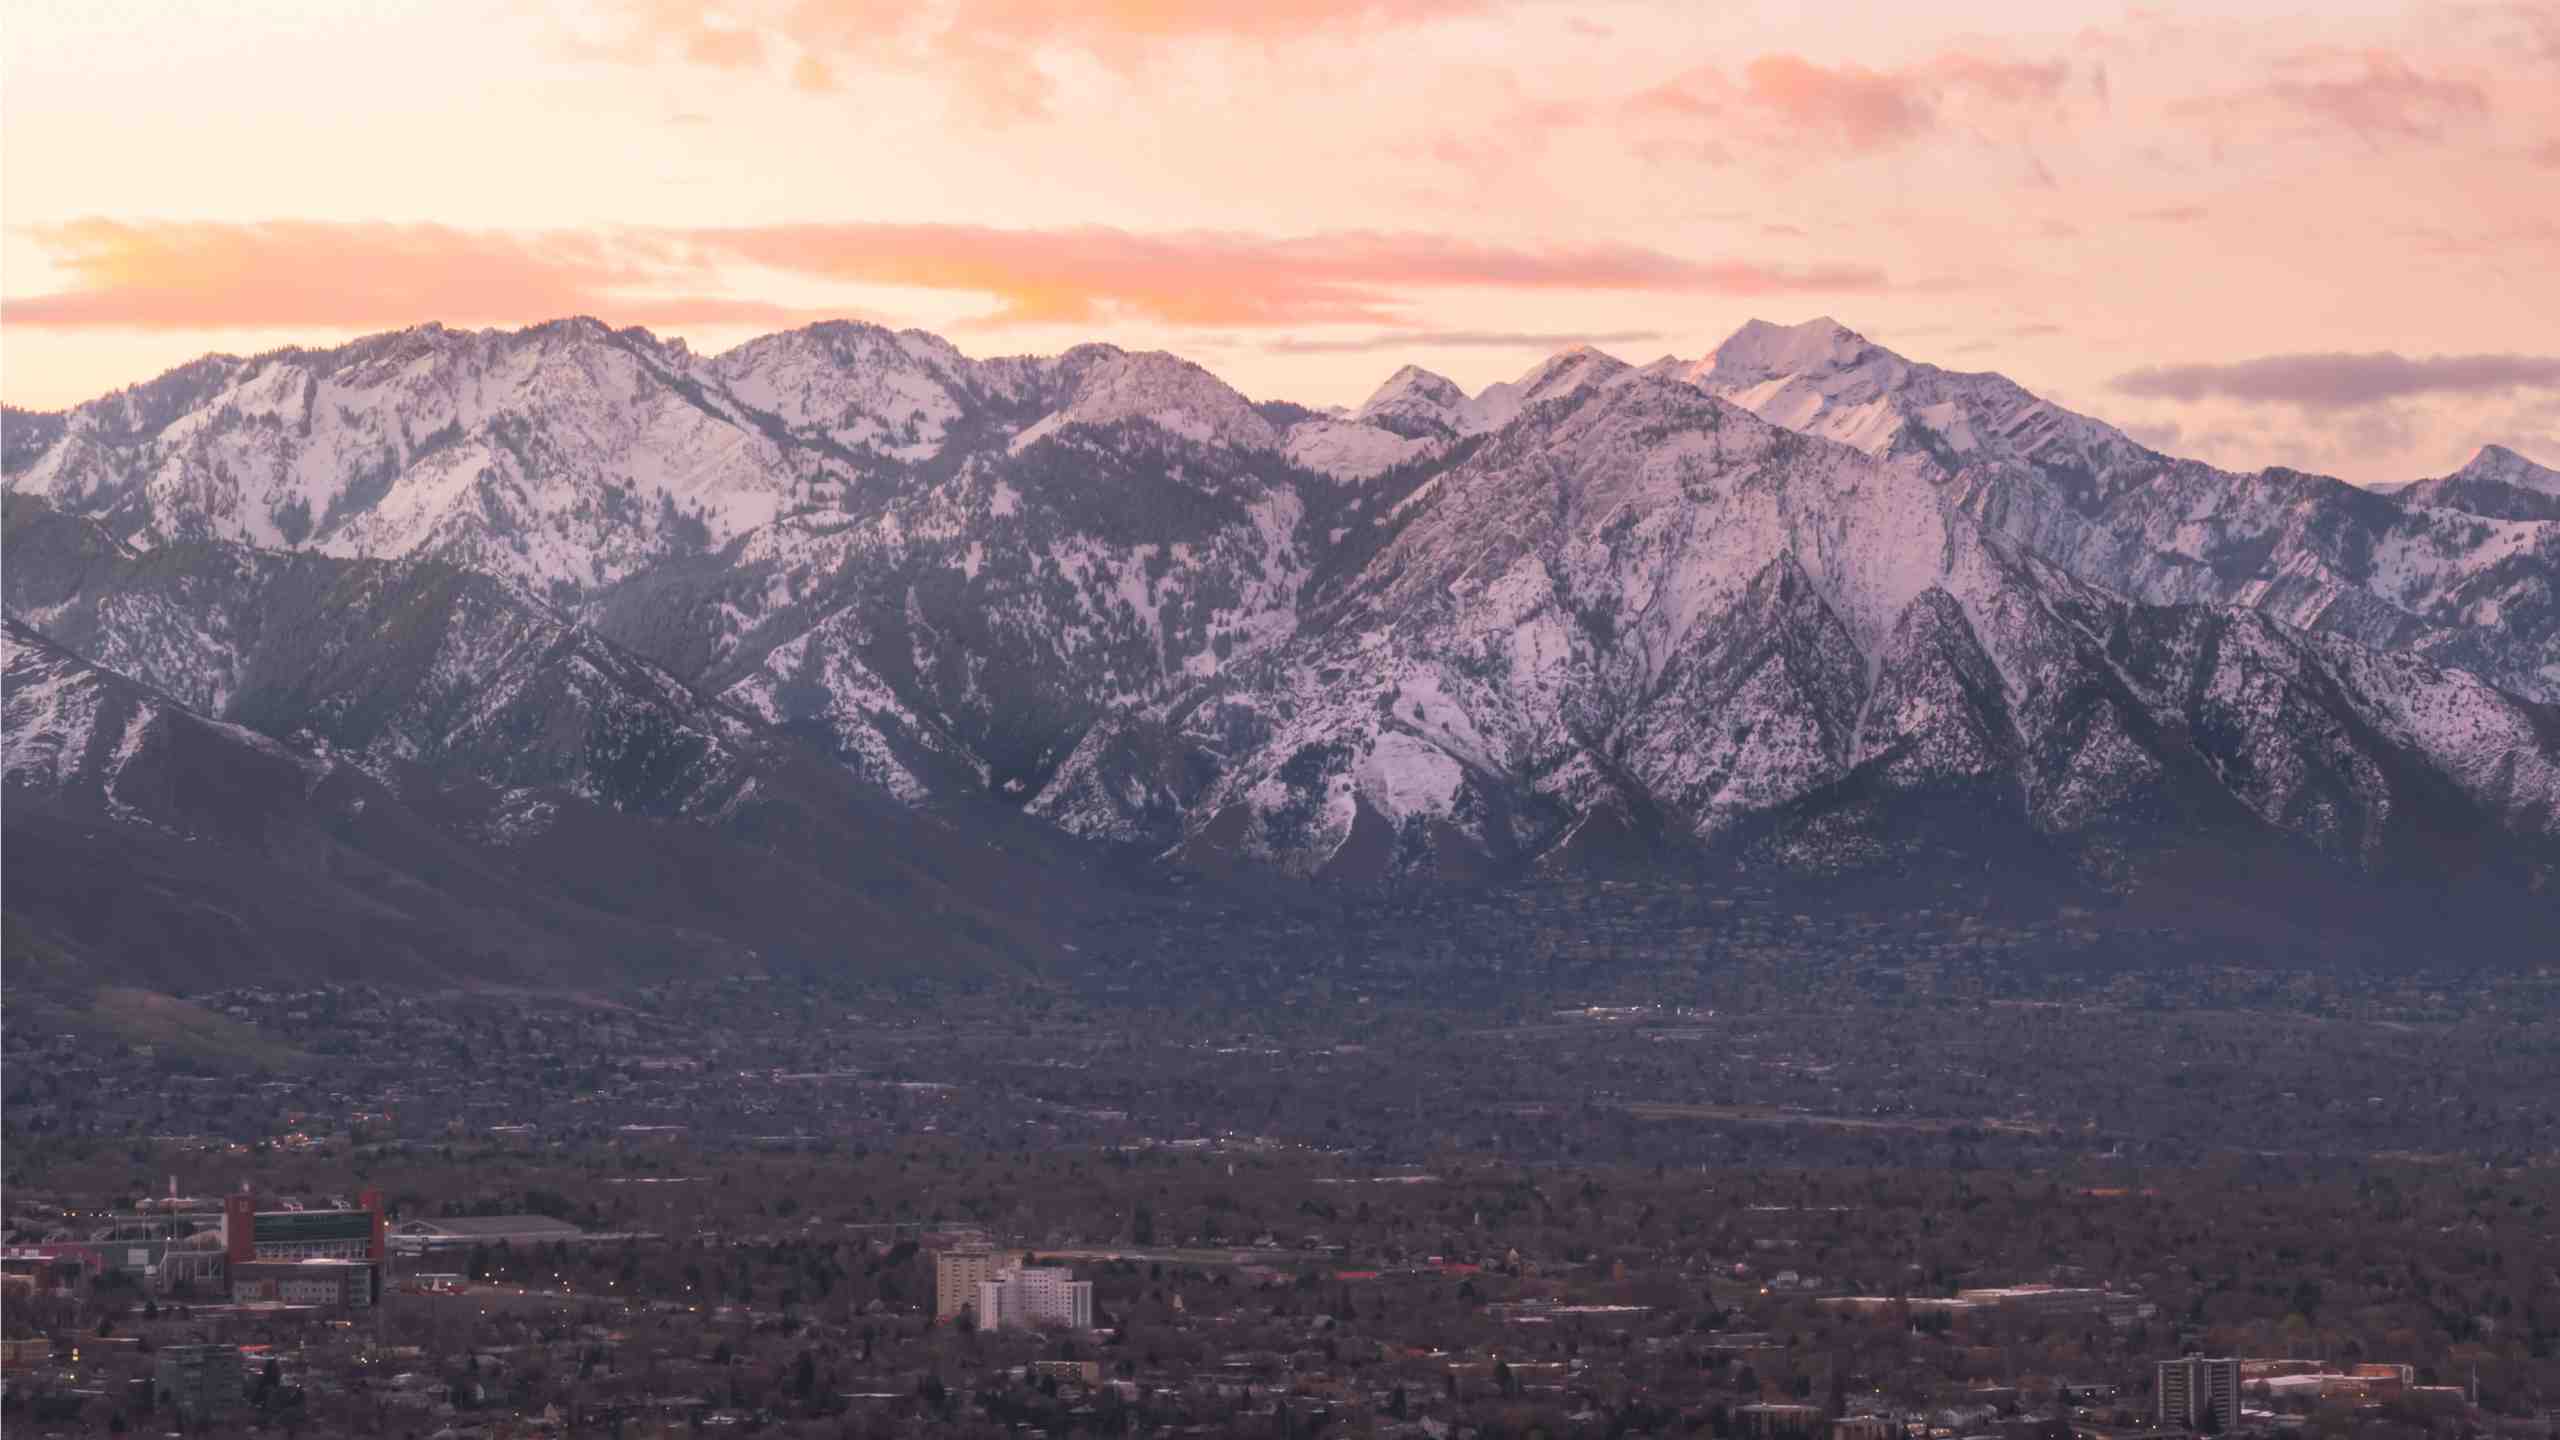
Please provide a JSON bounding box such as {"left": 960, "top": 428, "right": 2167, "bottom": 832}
{"left": 574, "top": 0, "right": 1504, "bottom": 118}
{"left": 2173, "top": 50, "right": 2490, "bottom": 146}
{"left": 1628, "top": 48, "right": 2073, "bottom": 161}
{"left": 2113, "top": 351, "right": 2560, "bottom": 408}
{"left": 3, "top": 219, "right": 1889, "bottom": 334}
{"left": 1, "top": 220, "right": 810, "bottom": 331}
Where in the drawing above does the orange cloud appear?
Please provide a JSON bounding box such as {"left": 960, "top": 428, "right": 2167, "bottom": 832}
{"left": 4, "top": 219, "right": 1889, "bottom": 334}
{"left": 3, "top": 220, "right": 806, "bottom": 332}
{"left": 588, "top": 0, "right": 1500, "bottom": 115}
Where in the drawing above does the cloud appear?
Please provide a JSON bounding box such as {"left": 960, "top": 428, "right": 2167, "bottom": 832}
{"left": 1740, "top": 55, "right": 1936, "bottom": 151}
{"left": 1, "top": 219, "right": 812, "bottom": 332}
{"left": 581, "top": 0, "right": 1503, "bottom": 117}
{"left": 2174, "top": 51, "right": 2489, "bottom": 145}
{"left": 1265, "top": 328, "right": 1668, "bottom": 355}
{"left": 1920, "top": 53, "right": 2071, "bottom": 106}
{"left": 1636, "top": 49, "right": 2073, "bottom": 158}
{"left": 2112, "top": 351, "right": 2560, "bottom": 409}
{"left": 4, "top": 218, "right": 1890, "bottom": 335}
{"left": 2123, "top": 418, "right": 2184, "bottom": 450}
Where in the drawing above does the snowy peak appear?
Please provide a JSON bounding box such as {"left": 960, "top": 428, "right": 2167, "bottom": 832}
{"left": 2390, "top": 443, "right": 2560, "bottom": 520}
{"left": 1354, "top": 364, "right": 1472, "bottom": 440}
{"left": 1363, "top": 364, "right": 1466, "bottom": 411}
{"left": 1010, "top": 348, "right": 1279, "bottom": 454}
{"left": 1682, "top": 316, "right": 2155, "bottom": 493}
{"left": 1466, "top": 345, "right": 1633, "bottom": 433}
{"left": 711, "top": 319, "right": 977, "bottom": 463}
{"left": 2450, "top": 444, "right": 2560, "bottom": 496}
{"left": 1702, "top": 316, "right": 1874, "bottom": 382}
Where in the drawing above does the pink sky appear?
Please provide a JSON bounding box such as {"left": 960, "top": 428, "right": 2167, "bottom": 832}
{"left": 5, "top": 0, "right": 2557, "bottom": 482}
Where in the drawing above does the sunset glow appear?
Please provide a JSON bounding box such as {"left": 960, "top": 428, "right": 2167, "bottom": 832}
{"left": 6, "top": 0, "right": 2557, "bottom": 481}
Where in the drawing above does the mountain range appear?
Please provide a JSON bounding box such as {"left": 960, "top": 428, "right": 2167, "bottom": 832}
{"left": 7, "top": 315, "right": 2556, "bottom": 985}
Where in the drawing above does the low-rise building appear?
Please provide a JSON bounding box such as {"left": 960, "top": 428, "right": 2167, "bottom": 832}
{"left": 157, "top": 1343, "right": 243, "bottom": 1420}
{"left": 386, "top": 1214, "right": 587, "bottom": 1256}
{"left": 230, "top": 1256, "right": 380, "bottom": 1308}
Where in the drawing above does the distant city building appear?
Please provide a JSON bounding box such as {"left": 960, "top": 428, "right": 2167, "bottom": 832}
{"left": 156, "top": 1343, "right": 242, "bottom": 1419}
{"left": 2158, "top": 1357, "right": 2240, "bottom": 1432}
{"left": 978, "top": 1265, "right": 1094, "bottom": 1331}
{"left": 936, "top": 1247, "right": 1003, "bottom": 1323}
{"left": 1030, "top": 1359, "right": 1102, "bottom": 1384}
{"left": 387, "top": 1214, "right": 587, "bottom": 1256}
{"left": 230, "top": 1257, "right": 379, "bottom": 1308}
{"left": 226, "top": 1191, "right": 383, "bottom": 1261}
{"left": 1735, "top": 1403, "right": 1828, "bottom": 1438}
{"left": 224, "top": 1191, "right": 384, "bottom": 1308}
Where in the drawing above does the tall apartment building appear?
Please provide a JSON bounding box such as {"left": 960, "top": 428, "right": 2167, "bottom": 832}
{"left": 936, "top": 1248, "right": 1003, "bottom": 1323}
{"left": 977, "top": 1265, "right": 1094, "bottom": 1331}
{"left": 2158, "top": 1357, "right": 2240, "bottom": 1432}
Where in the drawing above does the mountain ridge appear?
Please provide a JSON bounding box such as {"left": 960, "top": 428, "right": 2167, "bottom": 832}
{"left": 9, "top": 314, "right": 2558, "bottom": 988}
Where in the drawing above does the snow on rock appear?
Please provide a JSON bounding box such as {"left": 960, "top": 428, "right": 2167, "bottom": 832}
{"left": 1010, "top": 350, "right": 1279, "bottom": 454}
{"left": 1284, "top": 416, "right": 1436, "bottom": 480}
{"left": 13, "top": 314, "right": 2560, "bottom": 887}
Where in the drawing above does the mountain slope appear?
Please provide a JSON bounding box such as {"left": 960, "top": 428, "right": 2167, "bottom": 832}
{"left": 9, "top": 315, "right": 2560, "bottom": 940}
{"left": 1680, "top": 319, "right": 2560, "bottom": 703}
{"left": 2389, "top": 444, "right": 2560, "bottom": 521}
{"left": 4, "top": 610, "right": 1087, "bottom": 990}
{"left": 1163, "top": 375, "right": 2560, "bottom": 894}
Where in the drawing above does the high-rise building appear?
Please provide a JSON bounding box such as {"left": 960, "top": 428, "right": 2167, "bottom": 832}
{"left": 2158, "top": 1357, "right": 2240, "bottom": 1432}
{"left": 936, "top": 1248, "right": 1002, "bottom": 1323}
{"left": 977, "top": 1266, "right": 1094, "bottom": 1331}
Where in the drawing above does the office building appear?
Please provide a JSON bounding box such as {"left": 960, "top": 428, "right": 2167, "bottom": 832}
{"left": 2158, "top": 1357, "right": 2240, "bottom": 1433}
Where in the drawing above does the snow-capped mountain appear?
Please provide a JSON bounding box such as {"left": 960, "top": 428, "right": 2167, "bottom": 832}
{"left": 2384, "top": 444, "right": 2560, "bottom": 521}
{"left": 3, "top": 594, "right": 1074, "bottom": 989}
{"left": 1166, "top": 373, "right": 2560, "bottom": 881}
{"left": 1682, "top": 319, "right": 2560, "bottom": 703}
{"left": 10, "top": 315, "right": 2560, "bottom": 914}
{"left": 3, "top": 495, "right": 766, "bottom": 818}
